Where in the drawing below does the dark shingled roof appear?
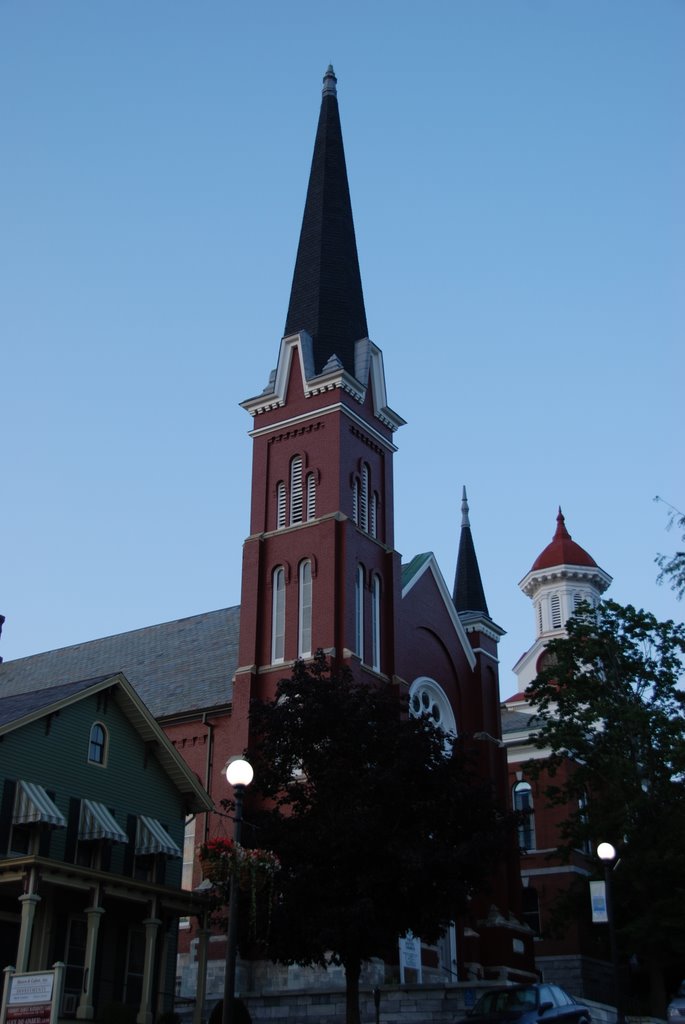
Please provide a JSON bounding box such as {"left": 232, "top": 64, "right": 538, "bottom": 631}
{"left": 0, "top": 608, "right": 240, "bottom": 720}
{"left": 453, "top": 490, "right": 490, "bottom": 617}
{"left": 284, "top": 66, "right": 368, "bottom": 376}
{"left": 0, "top": 675, "right": 112, "bottom": 728}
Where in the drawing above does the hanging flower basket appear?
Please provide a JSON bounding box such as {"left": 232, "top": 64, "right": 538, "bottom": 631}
{"left": 199, "top": 837, "right": 280, "bottom": 937}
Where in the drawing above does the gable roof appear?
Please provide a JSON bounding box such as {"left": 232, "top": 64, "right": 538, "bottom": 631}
{"left": 402, "top": 553, "right": 477, "bottom": 671}
{"left": 0, "top": 607, "right": 239, "bottom": 719}
{"left": 284, "top": 66, "right": 368, "bottom": 376}
{"left": 0, "top": 672, "right": 213, "bottom": 812}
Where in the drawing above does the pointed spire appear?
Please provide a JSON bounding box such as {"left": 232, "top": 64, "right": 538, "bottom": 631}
{"left": 553, "top": 506, "right": 571, "bottom": 540}
{"left": 453, "top": 487, "right": 490, "bottom": 616}
{"left": 284, "top": 66, "right": 368, "bottom": 376}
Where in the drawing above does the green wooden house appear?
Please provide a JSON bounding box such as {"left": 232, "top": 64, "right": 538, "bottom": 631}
{"left": 0, "top": 671, "right": 212, "bottom": 1022}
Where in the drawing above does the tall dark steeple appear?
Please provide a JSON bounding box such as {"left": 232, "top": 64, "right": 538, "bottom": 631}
{"left": 453, "top": 487, "right": 490, "bottom": 616}
{"left": 284, "top": 66, "right": 368, "bottom": 376}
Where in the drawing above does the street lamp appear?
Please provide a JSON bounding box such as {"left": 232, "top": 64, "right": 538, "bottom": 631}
{"left": 222, "top": 757, "right": 254, "bottom": 1024}
{"left": 597, "top": 842, "right": 624, "bottom": 1024}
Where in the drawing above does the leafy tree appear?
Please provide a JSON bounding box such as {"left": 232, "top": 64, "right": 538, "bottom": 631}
{"left": 654, "top": 496, "right": 685, "bottom": 600}
{"left": 525, "top": 600, "right": 685, "bottom": 1015}
{"left": 245, "top": 652, "right": 515, "bottom": 1024}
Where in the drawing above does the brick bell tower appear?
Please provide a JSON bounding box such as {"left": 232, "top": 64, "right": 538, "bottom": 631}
{"left": 232, "top": 67, "right": 406, "bottom": 748}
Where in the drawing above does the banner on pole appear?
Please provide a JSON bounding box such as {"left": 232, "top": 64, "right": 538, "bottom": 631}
{"left": 590, "top": 880, "right": 608, "bottom": 923}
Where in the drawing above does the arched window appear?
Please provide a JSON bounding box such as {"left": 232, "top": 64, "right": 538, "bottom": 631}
{"left": 409, "top": 677, "right": 457, "bottom": 736}
{"left": 352, "top": 478, "right": 359, "bottom": 525}
{"left": 88, "top": 723, "right": 107, "bottom": 765}
{"left": 536, "top": 601, "right": 543, "bottom": 636}
{"left": 306, "top": 473, "right": 316, "bottom": 521}
{"left": 370, "top": 492, "right": 378, "bottom": 539}
{"left": 355, "top": 566, "right": 364, "bottom": 660}
{"left": 550, "top": 593, "right": 562, "bottom": 629}
{"left": 276, "top": 481, "right": 286, "bottom": 529}
{"left": 513, "top": 781, "right": 536, "bottom": 850}
{"left": 298, "top": 560, "right": 312, "bottom": 658}
{"left": 371, "top": 573, "right": 381, "bottom": 672}
{"left": 290, "top": 456, "right": 303, "bottom": 525}
{"left": 272, "top": 567, "right": 286, "bottom": 663}
{"left": 360, "top": 464, "right": 369, "bottom": 532}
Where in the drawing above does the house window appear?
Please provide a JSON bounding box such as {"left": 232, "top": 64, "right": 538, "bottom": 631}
{"left": 370, "top": 492, "right": 378, "bottom": 539}
{"left": 298, "top": 560, "right": 313, "bottom": 657}
{"left": 272, "top": 567, "right": 286, "bottom": 663}
{"left": 355, "top": 566, "right": 364, "bottom": 661}
{"left": 277, "top": 481, "right": 286, "bottom": 529}
{"left": 513, "top": 781, "right": 536, "bottom": 850}
{"left": 88, "top": 723, "right": 107, "bottom": 766}
{"left": 306, "top": 473, "right": 316, "bottom": 521}
{"left": 290, "top": 456, "right": 303, "bottom": 524}
{"left": 371, "top": 574, "right": 381, "bottom": 672}
{"left": 124, "top": 927, "right": 146, "bottom": 1009}
{"left": 550, "top": 593, "right": 562, "bottom": 629}
{"left": 352, "top": 477, "right": 359, "bottom": 525}
{"left": 62, "top": 916, "right": 88, "bottom": 1017}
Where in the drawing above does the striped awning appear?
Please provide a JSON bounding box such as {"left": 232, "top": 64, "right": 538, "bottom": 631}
{"left": 13, "top": 780, "right": 66, "bottom": 827}
{"left": 135, "top": 815, "right": 181, "bottom": 858}
{"left": 78, "top": 799, "right": 128, "bottom": 843}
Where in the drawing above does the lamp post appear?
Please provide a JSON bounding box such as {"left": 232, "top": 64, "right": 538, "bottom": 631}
{"left": 597, "top": 842, "right": 624, "bottom": 1024}
{"left": 222, "top": 757, "right": 254, "bottom": 1024}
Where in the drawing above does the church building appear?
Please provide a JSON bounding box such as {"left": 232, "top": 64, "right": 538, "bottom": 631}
{"left": 0, "top": 67, "right": 534, "bottom": 1007}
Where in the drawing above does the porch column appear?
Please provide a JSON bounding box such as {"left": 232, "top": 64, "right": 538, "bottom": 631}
{"left": 192, "top": 926, "right": 210, "bottom": 1024}
{"left": 136, "top": 917, "right": 161, "bottom": 1024}
{"left": 16, "top": 893, "right": 41, "bottom": 972}
{"left": 76, "top": 906, "right": 105, "bottom": 1020}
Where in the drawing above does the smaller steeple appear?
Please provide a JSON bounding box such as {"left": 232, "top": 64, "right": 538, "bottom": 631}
{"left": 453, "top": 487, "right": 490, "bottom": 616}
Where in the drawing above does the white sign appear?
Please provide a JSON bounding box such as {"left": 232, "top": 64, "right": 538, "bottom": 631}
{"left": 8, "top": 975, "right": 54, "bottom": 1007}
{"left": 399, "top": 932, "right": 422, "bottom": 982}
{"left": 590, "top": 880, "right": 608, "bottom": 923}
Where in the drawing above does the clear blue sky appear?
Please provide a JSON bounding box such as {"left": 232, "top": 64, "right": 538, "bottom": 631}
{"left": 2, "top": 1, "right": 683, "bottom": 695}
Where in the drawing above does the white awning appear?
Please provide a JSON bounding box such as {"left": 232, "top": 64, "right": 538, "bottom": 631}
{"left": 13, "top": 780, "right": 66, "bottom": 827}
{"left": 78, "top": 799, "right": 128, "bottom": 843}
{"left": 135, "top": 815, "right": 181, "bottom": 858}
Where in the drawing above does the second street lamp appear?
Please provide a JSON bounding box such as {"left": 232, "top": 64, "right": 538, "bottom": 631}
{"left": 597, "top": 842, "right": 623, "bottom": 1024}
{"left": 222, "top": 757, "right": 254, "bottom": 1024}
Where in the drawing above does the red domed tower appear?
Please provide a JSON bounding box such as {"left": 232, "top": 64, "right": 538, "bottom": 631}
{"left": 512, "top": 509, "right": 612, "bottom": 697}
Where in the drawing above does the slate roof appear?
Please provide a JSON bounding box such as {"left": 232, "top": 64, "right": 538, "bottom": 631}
{"left": 284, "top": 66, "right": 368, "bottom": 377}
{"left": 0, "top": 608, "right": 240, "bottom": 720}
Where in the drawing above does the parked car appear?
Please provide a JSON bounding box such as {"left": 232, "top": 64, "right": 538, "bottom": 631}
{"left": 667, "top": 981, "right": 685, "bottom": 1021}
{"left": 460, "top": 984, "right": 592, "bottom": 1024}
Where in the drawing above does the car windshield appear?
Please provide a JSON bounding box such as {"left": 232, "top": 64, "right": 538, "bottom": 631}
{"left": 473, "top": 989, "right": 538, "bottom": 1014}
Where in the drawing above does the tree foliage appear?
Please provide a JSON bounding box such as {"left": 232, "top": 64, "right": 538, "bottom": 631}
{"left": 525, "top": 600, "right": 685, "bottom": 1009}
{"left": 654, "top": 496, "right": 685, "bottom": 601}
{"left": 246, "top": 653, "right": 514, "bottom": 1024}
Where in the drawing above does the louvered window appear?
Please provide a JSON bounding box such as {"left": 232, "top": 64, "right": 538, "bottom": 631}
{"left": 277, "top": 482, "right": 286, "bottom": 529}
{"left": 573, "top": 592, "right": 584, "bottom": 611}
{"left": 355, "top": 566, "right": 364, "bottom": 660}
{"left": 298, "top": 560, "right": 313, "bottom": 657}
{"left": 536, "top": 601, "right": 543, "bottom": 636}
{"left": 371, "top": 574, "right": 381, "bottom": 672}
{"left": 290, "top": 457, "right": 303, "bottom": 524}
{"left": 306, "top": 473, "right": 316, "bottom": 521}
{"left": 551, "top": 593, "right": 562, "bottom": 629}
{"left": 360, "top": 464, "right": 369, "bottom": 532}
{"left": 352, "top": 478, "right": 359, "bottom": 525}
{"left": 272, "top": 567, "right": 286, "bottom": 663}
{"left": 370, "top": 492, "right": 378, "bottom": 539}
